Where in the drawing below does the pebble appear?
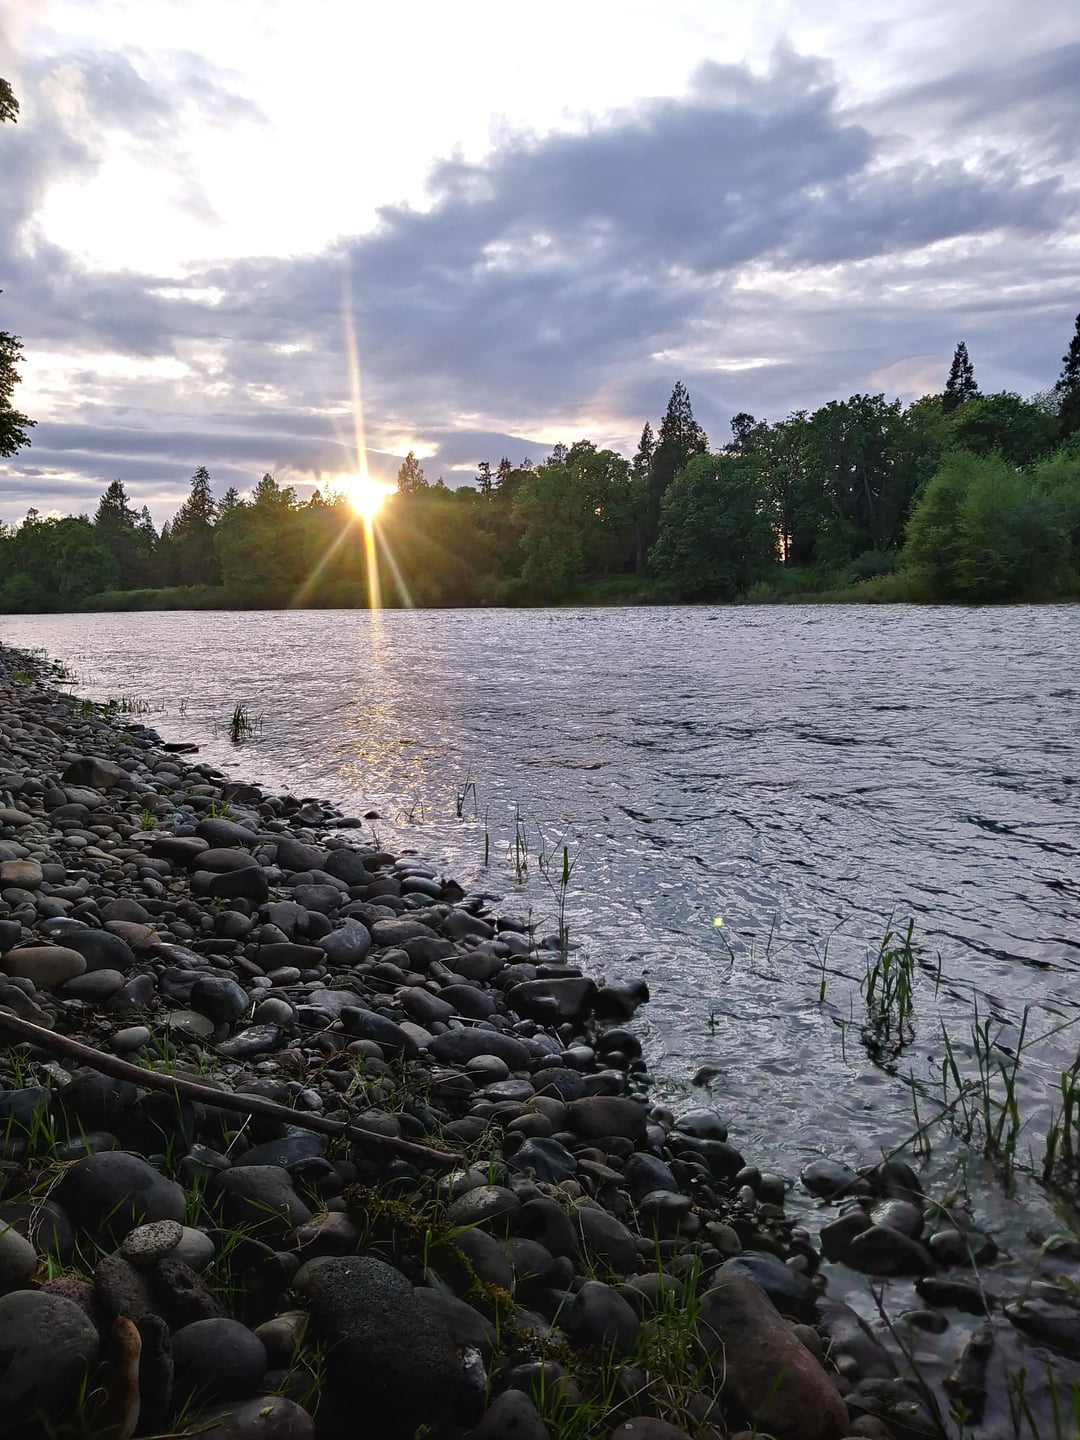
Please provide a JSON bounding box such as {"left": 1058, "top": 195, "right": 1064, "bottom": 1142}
{"left": 120, "top": 1218, "right": 184, "bottom": 1265}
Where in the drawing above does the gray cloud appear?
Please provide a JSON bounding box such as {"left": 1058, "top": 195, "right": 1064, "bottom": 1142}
{"left": 1, "top": 39, "right": 1077, "bottom": 524}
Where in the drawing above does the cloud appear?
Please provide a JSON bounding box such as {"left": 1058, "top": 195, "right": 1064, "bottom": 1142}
{"left": 1, "top": 38, "right": 1078, "bottom": 524}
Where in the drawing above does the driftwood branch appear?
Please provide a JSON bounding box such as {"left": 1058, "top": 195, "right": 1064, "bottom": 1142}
{"left": 0, "top": 1010, "right": 460, "bottom": 1171}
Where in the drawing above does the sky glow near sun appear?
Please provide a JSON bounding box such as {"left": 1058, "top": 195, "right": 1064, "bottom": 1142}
{"left": 0, "top": 0, "right": 1077, "bottom": 523}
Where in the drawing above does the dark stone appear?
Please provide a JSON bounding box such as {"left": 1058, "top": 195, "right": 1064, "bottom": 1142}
{"left": 190, "top": 975, "right": 251, "bottom": 1025}
{"left": 322, "top": 849, "right": 371, "bottom": 885}
{"left": 0, "top": 1086, "right": 50, "bottom": 1133}
{"left": 60, "top": 928, "right": 137, "bottom": 973}
{"left": 298, "top": 1256, "right": 481, "bottom": 1440}
{"left": 182, "top": 1395, "right": 314, "bottom": 1439}
{"left": 845, "top": 1226, "right": 934, "bottom": 1277}
{"left": 1007, "top": 1299, "right": 1080, "bottom": 1359}
{"left": 914, "top": 1277, "right": 990, "bottom": 1315}
{"left": 201, "top": 867, "right": 271, "bottom": 903}
{"left": 153, "top": 1256, "right": 229, "bottom": 1327}
{"left": 623, "top": 1151, "right": 679, "bottom": 1202}
{"left": 151, "top": 835, "right": 211, "bottom": 864}
{"left": 417, "top": 1288, "right": 497, "bottom": 1362}
{"left": 0, "top": 1291, "right": 101, "bottom": 1432}
{"left": 446, "top": 1186, "right": 520, "bottom": 1234}
{"left": 93, "top": 1252, "right": 157, "bottom": 1322}
{"left": 507, "top": 978, "right": 597, "bottom": 1022}
{"left": 566, "top": 1096, "right": 647, "bottom": 1143}
{"left": 711, "top": 1252, "right": 818, "bottom": 1321}
{"left": 509, "top": 1137, "right": 578, "bottom": 1184}
{"left": 429, "top": 1029, "right": 530, "bottom": 1071}
{"left": 274, "top": 837, "right": 327, "bottom": 872}
{"left": 566, "top": 1279, "right": 640, "bottom": 1353}
{"left": 438, "top": 982, "right": 498, "bottom": 1019}
{"left": 801, "top": 1158, "right": 864, "bottom": 1198}
{"left": 471, "top": 1389, "right": 552, "bottom": 1440}
{"left": 340, "top": 1007, "right": 418, "bottom": 1060}
{"left": 136, "top": 1313, "right": 174, "bottom": 1434}
{"left": 214, "top": 1167, "right": 312, "bottom": 1244}
{"left": 574, "top": 1207, "right": 637, "bottom": 1274}
{"left": 196, "top": 818, "right": 260, "bottom": 848}
{"left": 56, "top": 1150, "right": 185, "bottom": 1243}
{"left": 172, "top": 1317, "right": 268, "bottom": 1404}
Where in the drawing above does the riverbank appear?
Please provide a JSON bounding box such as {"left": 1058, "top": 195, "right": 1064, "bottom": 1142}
{"left": 0, "top": 645, "right": 1077, "bottom": 1440}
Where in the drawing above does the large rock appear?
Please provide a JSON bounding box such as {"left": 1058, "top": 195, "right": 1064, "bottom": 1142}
{"left": 566, "top": 1096, "right": 647, "bottom": 1144}
{"left": 711, "top": 1253, "right": 818, "bottom": 1321}
{"left": 214, "top": 1167, "right": 312, "bottom": 1244}
{"left": 297, "top": 1256, "right": 482, "bottom": 1439}
{"left": 574, "top": 1206, "right": 637, "bottom": 1274}
{"left": 429, "top": 1029, "right": 530, "bottom": 1071}
{"left": 507, "top": 978, "right": 598, "bottom": 1022}
{"left": 56, "top": 1151, "right": 186, "bottom": 1243}
{"left": 696, "top": 1276, "right": 848, "bottom": 1440}
{"left": 472, "top": 1389, "right": 552, "bottom": 1440}
{"left": 2, "top": 945, "right": 85, "bottom": 987}
{"left": 184, "top": 1396, "right": 315, "bottom": 1439}
{"left": 172, "top": 1318, "right": 268, "bottom": 1404}
{"left": 196, "top": 818, "right": 260, "bottom": 848}
{"left": 318, "top": 919, "right": 372, "bottom": 966}
{"left": 845, "top": 1225, "right": 933, "bottom": 1276}
{"left": 340, "top": 1006, "right": 417, "bottom": 1059}
{"left": 565, "top": 1279, "right": 640, "bottom": 1353}
{"left": 274, "top": 837, "right": 327, "bottom": 873}
{"left": 62, "top": 756, "right": 129, "bottom": 790}
{"left": 59, "top": 927, "right": 137, "bottom": 973}
{"left": 0, "top": 1291, "right": 101, "bottom": 1432}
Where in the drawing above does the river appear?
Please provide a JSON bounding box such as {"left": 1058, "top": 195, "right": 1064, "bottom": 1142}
{"left": 3, "top": 603, "right": 1079, "bottom": 1241}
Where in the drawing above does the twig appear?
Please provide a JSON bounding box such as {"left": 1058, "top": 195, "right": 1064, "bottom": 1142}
{"left": 0, "top": 1010, "right": 459, "bottom": 1171}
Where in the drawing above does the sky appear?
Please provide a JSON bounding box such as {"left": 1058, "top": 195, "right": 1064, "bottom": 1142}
{"left": 0, "top": 0, "right": 1077, "bottom": 526}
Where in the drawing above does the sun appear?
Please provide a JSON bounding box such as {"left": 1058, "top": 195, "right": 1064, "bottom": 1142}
{"left": 345, "top": 474, "right": 390, "bottom": 523}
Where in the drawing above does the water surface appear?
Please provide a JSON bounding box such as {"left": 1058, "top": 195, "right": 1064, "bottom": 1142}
{"left": 4, "top": 604, "right": 1079, "bottom": 1226}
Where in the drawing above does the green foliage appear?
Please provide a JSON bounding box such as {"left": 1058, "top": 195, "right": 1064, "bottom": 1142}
{"left": 1056, "top": 312, "right": 1080, "bottom": 441}
{"left": 946, "top": 391, "right": 1058, "bottom": 467}
{"left": 0, "top": 78, "right": 17, "bottom": 124}
{"left": 649, "top": 451, "right": 777, "bottom": 599}
{"left": 905, "top": 449, "right": 1070, "bottom": 601}
{"left": 4, "top": 353, "right": 1080, "bottom": 613}
{"left": 0, "top": 325, "right": 34, "bottom": 459}
{"left": 170, "top": 465, "right": 221, "bottom": 586}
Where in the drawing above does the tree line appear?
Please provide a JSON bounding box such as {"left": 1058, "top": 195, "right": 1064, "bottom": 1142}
{"left": 1, "top": 328, "right": 1079, "bottom": 611}
{"left": 2, "top": 80, "right": 1079, "bottom": 610}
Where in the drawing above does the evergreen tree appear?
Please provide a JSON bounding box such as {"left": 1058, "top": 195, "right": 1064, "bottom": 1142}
{"left": 94, "top": 479, "right": 138, "bottom": 534}
{"left": 631, "top": 423, "right": 655, "bottom": 480}
{"left": 219, "top": 487, "right": 242, "bottom": 513}
{"left": 1055, "top": 312, "right": 1080, "bottom": 440}
{"left": 942, "top": 341, "right": 979, "bottom": 412}
{"left": 641, "top": 383, "right": 709, "bottom": 564}
{"left": 396, "top": 451, "right": 428, "bottom": 495}
{"left": 171, "top": 466, "right": 220, "bottom": 585}
{"left": 476, "top": 461, "right": 494, "bottom": 496}
{"left": 93, "top": 480, "right": 151, "bottom": 588}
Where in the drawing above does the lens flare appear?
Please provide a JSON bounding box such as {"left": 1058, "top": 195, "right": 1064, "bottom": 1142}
{"left": 346, "top": 474, "right": 391, "bottom": 523}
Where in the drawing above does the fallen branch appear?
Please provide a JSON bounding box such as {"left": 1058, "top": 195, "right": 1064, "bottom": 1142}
{"left": 0, "top": 1010, "right": 459, "bottom": 1171}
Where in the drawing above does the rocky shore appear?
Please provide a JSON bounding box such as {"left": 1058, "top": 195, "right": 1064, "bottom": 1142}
{"left": 0, "top": 643, "right": 1077, "bottom": 1440}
